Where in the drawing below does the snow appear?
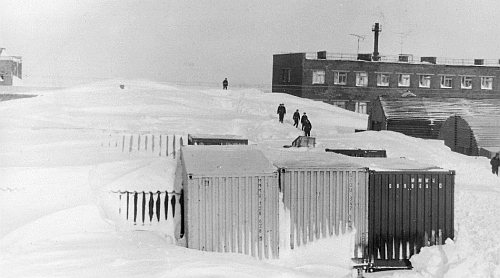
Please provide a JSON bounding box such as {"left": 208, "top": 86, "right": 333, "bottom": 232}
{"left": 1, "top": 79, "right": 499, "bottom": 278}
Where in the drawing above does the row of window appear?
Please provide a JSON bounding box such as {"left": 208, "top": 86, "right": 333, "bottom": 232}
{"left": 311, "top": 70, "right": 494, "bottom": 90}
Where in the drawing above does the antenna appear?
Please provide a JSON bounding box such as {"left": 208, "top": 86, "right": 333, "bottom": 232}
{"left": 349, "top": 34, "right": 366, "bottom": 56}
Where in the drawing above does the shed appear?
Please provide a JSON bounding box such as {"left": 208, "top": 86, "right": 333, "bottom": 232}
{"left": 187, "top": 134, "right": 248, "bottom": 145}
{"left": 345, "top": 157, "right": 455, "bottom": 269}
{"left": 368, "top": 96, "right": 500, "bottom": 140}
{"left": 0, "top": 48, "right": 22, "bottom": 86}
{"left": 266, "top": 149, "right": 369, "bottom": 260}
{"left": 439, "top": 115, "right": 500, "bottom": 157}
{"left": 179, "top": 145, "right": 279, "bottom": 259}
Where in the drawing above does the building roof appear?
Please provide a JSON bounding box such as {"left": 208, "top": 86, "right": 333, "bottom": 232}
{"left": 444, "top": 115, "right": 500, "bottom": 150}
{"left": 180, "top": 145, "right": 276, "bottom": 176}
{"left": 379, "top": 96, "right": 500, "bottom": 122}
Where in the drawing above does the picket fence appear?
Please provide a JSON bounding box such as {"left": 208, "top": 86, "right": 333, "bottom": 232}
{"left": 102, "top": 134, "right": 186, "bottom": 157}
{"left": 110, "top": 190, "right": 184, "bottom": 237}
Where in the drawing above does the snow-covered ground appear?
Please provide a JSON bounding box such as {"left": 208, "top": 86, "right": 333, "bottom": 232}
{"left": 1, "top": 80, "right": 499, "bottom": 278}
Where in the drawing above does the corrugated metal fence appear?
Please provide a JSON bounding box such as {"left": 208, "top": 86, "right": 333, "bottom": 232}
{"left": 279, "top": 168, "right": 369, "bottom": 259}
{"left": 185, "top": 175, "right": 279, "bottom": 259}
{"left": 368, "top": 171, "right": 454, "bottom": 263}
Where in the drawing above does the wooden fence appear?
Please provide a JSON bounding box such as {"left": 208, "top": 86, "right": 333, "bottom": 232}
{"left": 102, "top": 134, "right": 186, "bottom": 157}
{"left": 110, "top": 190, "right": 184, "bottom": 237}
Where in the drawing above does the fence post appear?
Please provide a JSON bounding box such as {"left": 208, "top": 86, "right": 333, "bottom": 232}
{"left": 152, "top": 135, "right": 155, "bottom": 153}
{"left": 173, "top": 135, "right": 176, "bottom": 158}
{"left": 129, "top": 135, "right": 133, "bottom": 153}
{"left": 166, "top": 135, "right": 169, "bottom": 157}
{"left": 138, "top": 135, "right": 141, "bottom": 151}
{"left": 159, "top": 135, "right": 162, "bottom": 156}
{"left": 122, "top": 135, "right": 125, "bottom": 153}
{"left": 145, "top": 135, "right": 148, "bottom": 151}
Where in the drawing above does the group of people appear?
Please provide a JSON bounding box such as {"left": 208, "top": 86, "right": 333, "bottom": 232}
{"left": 277, "top": 104, "right": 312, "bottom": 137}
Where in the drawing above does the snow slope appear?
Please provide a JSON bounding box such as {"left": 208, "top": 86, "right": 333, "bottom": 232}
{"left": 1, "top": 80, "right": 499, "bottom": 278}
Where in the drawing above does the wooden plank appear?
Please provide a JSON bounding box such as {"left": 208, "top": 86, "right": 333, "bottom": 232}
{"left": 431, "top": 174, "right": 439, "bottom": 245}
{"left": 297, "top": 171, "right": 304, "bottom": 246}
{"left": 213, "top": 177, "right": 220, "bottom": 252}
{"left": 394, "top": 174, "right": 402, "bottom": 259}
{"left": 409, "top": 174, "right": 418, "bottom": 256}
{"left": 320, "top": 170, "right": 330, "bottom": 238}
{"left": 309, "top": 170, "right": 316, "bottom": 242}
{"left": 290, "top": 171, "right": 296, "bottom": 249}
{"left": 329, "top": 171, "right": 335, "bottom": 236}
{"left": 401, "top": 174, "right": 410, "bottom": 259}
{"left": 417, "top": 174, "right": 426, "bottom": 250}
{"left": 387, "top": 174, "right": 395, "bottom": 260}
{"left": 242, "top": 176, "right": 249, "bottom": 255}
{"left": 437, "top": 174, "right": 446, "bottom": 245}
{"left": 250, "top": 176, "right": 256, "bottom": 257}
{"left": 335, "top": 171, "right": 341, "bottom": 236}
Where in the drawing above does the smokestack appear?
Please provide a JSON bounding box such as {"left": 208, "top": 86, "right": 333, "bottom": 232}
{"left": 372, "top": 23, "right": 381, "bottom": 61}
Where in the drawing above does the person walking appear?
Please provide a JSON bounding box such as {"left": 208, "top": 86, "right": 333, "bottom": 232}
{"left": 292, "top": 109, "right": 300, "bottom": 128}
{"left": 491, "top": 152, "right": 500, "bottom": 176}
{"left": 300, "top": 112, "right": 308, "bottom": 130}
{"left": 303, "top": 120, "right": 312, "bottom": 137}
{"left": 222, "top": 78, "right": 228, "bottom": 90}
{"left": 277, "top": 103, "right": 286, "bottom": 123}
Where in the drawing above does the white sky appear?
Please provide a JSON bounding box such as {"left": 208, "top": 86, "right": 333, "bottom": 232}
{"left": 2, "top": 0, "right": 500, "bottom": 86}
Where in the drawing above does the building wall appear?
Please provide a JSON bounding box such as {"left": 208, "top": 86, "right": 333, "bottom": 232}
{"left": 272, "top": 53, "right": 305, "bottom": 97}
{"left": 367, "top": 97, "right": 386, "bottom": 130}
{"left": 272, "top": 53, "right": 500, "bottom": 113}
{"left": 0, "top": 58, "right": 22, "bottom": 86}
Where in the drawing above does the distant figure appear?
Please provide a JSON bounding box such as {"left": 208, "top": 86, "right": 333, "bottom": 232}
{"left": 303, "top": 120, "right": 312, "bottom": 137}
{"left": 277, "top": 103, "right": 286, "bottom": 123}
{"left": 491, "top": 152, "right": 500, "bottom": 176}
{"left": 300, "top": 112, "right": 308, "bottom": 130}
{"left": 292, "top": 109, "right": 300, "bottom": 128}
{"left": 222, "top": 78, "right": 228, "bottom": 90}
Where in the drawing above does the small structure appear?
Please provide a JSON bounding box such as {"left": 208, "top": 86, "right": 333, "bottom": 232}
{"left": 325, "top": 148, "right": 387, "bottom": 157}
{"left": 291, "top": 136, "right": 316, "bottom": 147}
{"left": 268, "top": 150, "right": 369, "bottom": 261}
{"left": 439, "top": 115, "right": 500, "bottom": 157}
{"left": 368, "top": 96, "right": 500, "bottom": 140}
{"left": 187, "top": 134, "right": 248, "bottom": 145}
{"left": 178, "top": 145, "right": 279, "bottom": 259}
{"left": 0, "top": 48, "right": 22, "bottom": 86}
{"left": 323, "top": 154, "right": 455, "bottom": 269}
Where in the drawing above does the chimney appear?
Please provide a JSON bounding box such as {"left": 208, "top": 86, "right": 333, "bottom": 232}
{"left": 372, "top": 23, "right": 381, "bottom": 61}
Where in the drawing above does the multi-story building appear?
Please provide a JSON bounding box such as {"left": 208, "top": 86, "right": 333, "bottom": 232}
{"left": 0, "top": 48, "right": 22, "bottom": 86}
{"left": 272, "top": 51, "right": 500, "bottom": 113}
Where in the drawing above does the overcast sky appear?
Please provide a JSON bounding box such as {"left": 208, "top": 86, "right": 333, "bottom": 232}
{"left": 2, "top": 0, "right": 499, "bottom": 87}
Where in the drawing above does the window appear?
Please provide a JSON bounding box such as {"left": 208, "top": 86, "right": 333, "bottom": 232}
{"left": 440, "top": 75, "right": 453, "bottom": 88}
{"left": 461, "top": 76, "right": 472, "bottom": 89}
{"left": 356, "top": 72, "right": 368, "bottom": 87}
{"left": 481, "top": 77, "right": 493, "bottom": 90}
{"left": 398, "top": 74, "right": 410, "bottom": 87}
{"left": 282, "top": 69, "right": 291, "bottom": 83}
{"left": 377, "top": 73, "right": 390, "bottom": 86}
{"left": 312, "top": 70, "right": 325, "bottom": 84}
{"left": 334, "top": 71, "right": 347, "bottom": 85}
{"left": 419, "top": 75, "right": 431, "bottom": 88}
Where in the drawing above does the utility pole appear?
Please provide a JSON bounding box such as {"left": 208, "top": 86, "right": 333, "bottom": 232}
{"left": 349, "top": 34, "right": 366, "bottom": 57}
{"left": 372, "top": 23, "right": 382, "bottom": 61}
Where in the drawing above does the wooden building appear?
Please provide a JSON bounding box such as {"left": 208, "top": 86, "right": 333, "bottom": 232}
{"left": 439, "top": 115, "right": 500, "bottom": 157}
{"left": 368, "top": 96, "right": 500, "bottom": 140}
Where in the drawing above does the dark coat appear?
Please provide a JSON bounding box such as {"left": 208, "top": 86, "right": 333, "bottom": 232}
{"left": 301, "top": 114, "right": 308, "bottom": 124}
{"left": 491, "top": 157, "right": 500, "bottom": 169}
{"left": 293, "top": 111, "right": 300, "bottom": 120}
{"left": 304, "top": 121, "right": 312, "bottom": 132}
{"left": 277, "top": 105, "right": 286, "bottom": 115}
